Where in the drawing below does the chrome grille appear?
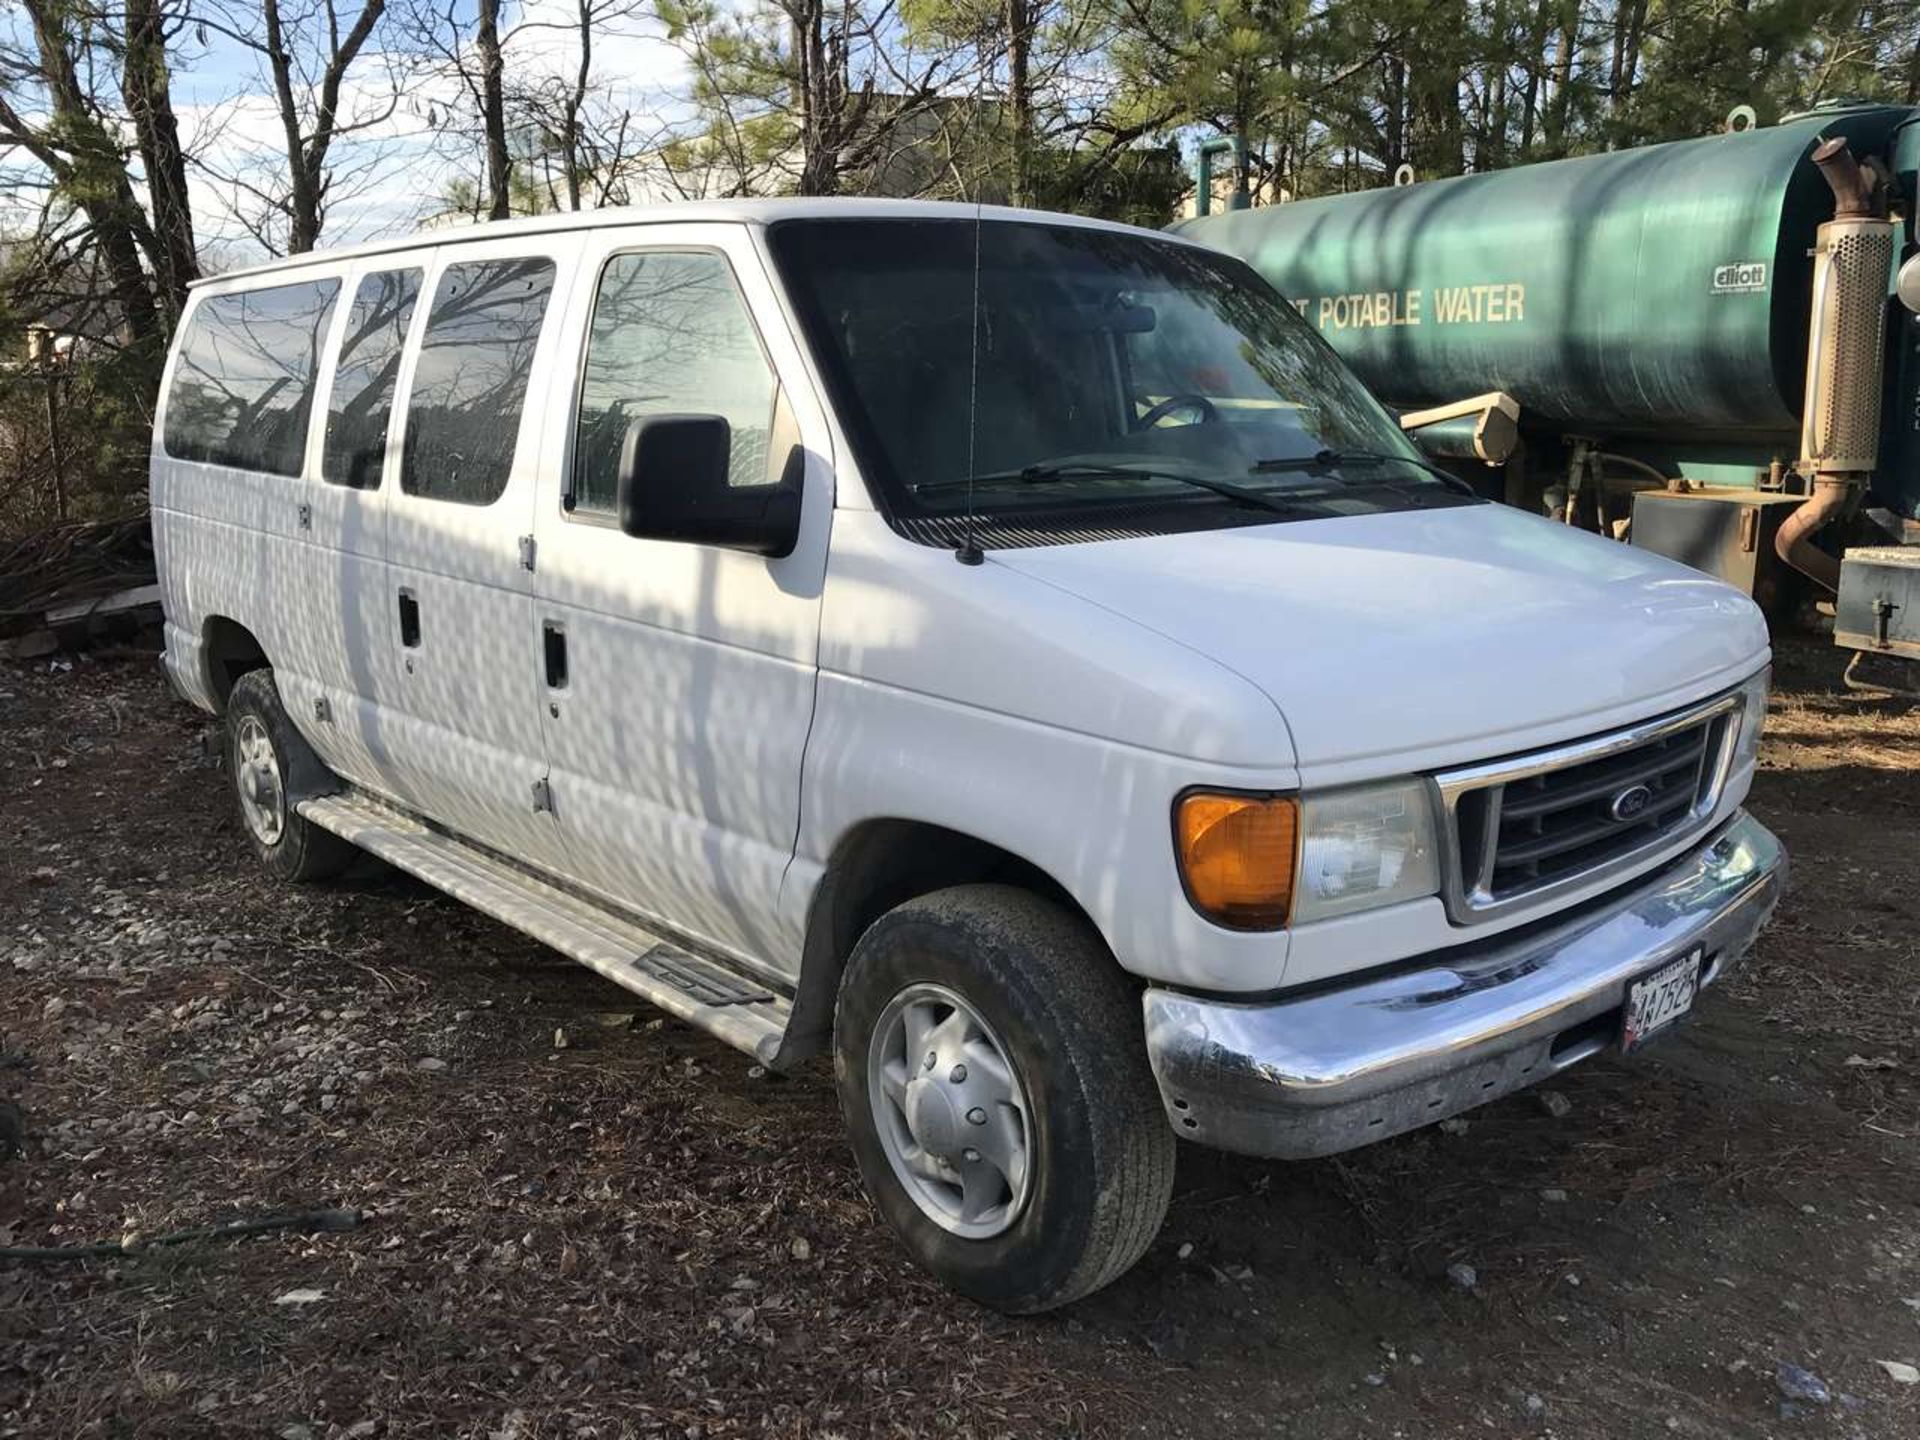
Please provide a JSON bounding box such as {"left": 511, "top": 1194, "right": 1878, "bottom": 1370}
{"left": 1435, "top": 691, "right": 1742, "bottom": 924}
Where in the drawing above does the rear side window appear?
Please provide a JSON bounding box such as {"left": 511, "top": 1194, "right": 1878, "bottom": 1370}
{"left": 164, "top": 279, "right": 340, "bottom": 476}
{"left": 572, "top": 250, "right": 777, "bottom": 516}
{"left": 401, "top": 257, "right": 556, "bottom": 505}
{"left": 323, "top": 268, "right": 421, "bottom": 489}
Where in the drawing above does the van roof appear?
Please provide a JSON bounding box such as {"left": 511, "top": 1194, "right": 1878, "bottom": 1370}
{"left": 195, "top": 197, "right": 1190, "bottom": 287}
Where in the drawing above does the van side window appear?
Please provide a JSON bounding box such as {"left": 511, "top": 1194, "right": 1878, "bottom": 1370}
{"left": 401, "top": 257, "right": 556, "bottom": 506}
{"left": 323, "top": 268, "right": 422, "bottom": 489}
{"left": 163, "top": 279, "right": 341, "bottom": 476}
{"left": 572, "top": 251, "right": 776, "bottom": 516}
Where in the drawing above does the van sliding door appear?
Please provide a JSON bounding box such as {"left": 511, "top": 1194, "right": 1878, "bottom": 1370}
{"left": 371, "top": 234, "right": 585, "bottom": 869}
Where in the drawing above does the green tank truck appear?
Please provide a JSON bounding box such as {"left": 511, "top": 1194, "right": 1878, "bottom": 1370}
{"left": 1180, "top": 102, "right": 1920, "bottom": 680}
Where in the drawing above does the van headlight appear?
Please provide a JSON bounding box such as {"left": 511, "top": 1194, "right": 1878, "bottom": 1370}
{"left": 1294, "top": 778, "right": 1442, "bottom": 923}
{"left": 1732, "top": 666, "right": 1770, "bottom": 770}
{"left": 1173, "top": 777, "right": 1443, "bottom": 930}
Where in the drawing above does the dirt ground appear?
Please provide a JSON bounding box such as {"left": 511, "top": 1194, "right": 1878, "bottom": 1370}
{"left": 2, "top": 633, "right": 1917, "bottom": 1439}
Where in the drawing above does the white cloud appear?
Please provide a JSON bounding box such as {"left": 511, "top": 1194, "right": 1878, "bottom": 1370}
{"left": 507, "top": 0, "right": 690, "bottom": 95}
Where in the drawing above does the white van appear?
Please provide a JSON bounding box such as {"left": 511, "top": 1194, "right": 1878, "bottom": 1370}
{"left": 153, "top": 199, "right": 1785, "bottom": 1312}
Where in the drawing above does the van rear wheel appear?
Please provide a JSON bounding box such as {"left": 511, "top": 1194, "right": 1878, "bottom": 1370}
{"left": 834, "top": 884, "right": 1175, "bottom": 1313}
{"left": 226, "top": 670, "right": 354, "bottom": 883}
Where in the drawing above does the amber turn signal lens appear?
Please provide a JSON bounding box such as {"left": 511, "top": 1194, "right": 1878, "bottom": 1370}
{"left": 1174, "top": 792, "right": 1299, "bottom": 930}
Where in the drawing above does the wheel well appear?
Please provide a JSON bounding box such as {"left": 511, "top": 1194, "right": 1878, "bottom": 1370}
{"left": 202, "top": 616, "right": 269, "bottom": 709}
{"left": 778, "top": 819, "right": 1103, "bottom": 1066}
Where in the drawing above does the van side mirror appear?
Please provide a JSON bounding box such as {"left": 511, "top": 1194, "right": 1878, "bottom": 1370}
{"left": 616, "top": 414, "right": 801, "bottom": 558}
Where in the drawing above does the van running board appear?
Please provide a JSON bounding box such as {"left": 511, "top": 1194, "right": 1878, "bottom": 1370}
{"left": 297, "top": 791, "right": 791, "bottom": 1064}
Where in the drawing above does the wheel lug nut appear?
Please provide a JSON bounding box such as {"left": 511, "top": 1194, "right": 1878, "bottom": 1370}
{"left": 923, "top": 1052, "right": 937, "bottom": 1071}
{"left": 962, "top": 1147, "right": 981, "bottom": 1163}
{"left": 949, "top": 1063, "right": 967, "bottom": 1084}
{"left": 966, "top": 1107, "right": 987, "bottom": 1125}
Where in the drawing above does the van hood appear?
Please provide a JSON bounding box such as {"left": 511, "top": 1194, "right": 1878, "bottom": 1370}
{"left": 992, "top": 503, "right": 1769, "bottom": 778}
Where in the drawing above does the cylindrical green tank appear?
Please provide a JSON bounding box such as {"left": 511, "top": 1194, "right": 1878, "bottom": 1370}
{"left": 1178, "top": 105, "right": 1916, "bottom": 446}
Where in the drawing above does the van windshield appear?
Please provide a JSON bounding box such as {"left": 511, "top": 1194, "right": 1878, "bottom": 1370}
{"left": 767, "top": 217, "right": 1458, "bottom": 537}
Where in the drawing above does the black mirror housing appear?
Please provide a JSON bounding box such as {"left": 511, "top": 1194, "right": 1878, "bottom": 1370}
{"left": 616, "top": 414, "right": 802, "bottom": 557}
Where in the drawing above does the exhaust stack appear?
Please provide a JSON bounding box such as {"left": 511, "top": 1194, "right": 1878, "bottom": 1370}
{"left": 1780, "top": 137, "right": 1895, "bottom": 590}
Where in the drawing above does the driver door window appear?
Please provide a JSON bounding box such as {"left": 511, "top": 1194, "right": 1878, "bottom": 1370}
{"left": 571, "top": 250, "right": 777, "bottom": 517}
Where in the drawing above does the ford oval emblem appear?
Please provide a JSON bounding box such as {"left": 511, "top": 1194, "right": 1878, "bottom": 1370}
{"left": 1609, "top": 784, "right": 1654, "bottom": 822}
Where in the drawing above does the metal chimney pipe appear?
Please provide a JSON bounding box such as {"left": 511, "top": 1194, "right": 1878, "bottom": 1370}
{"left": 1778, "top": 138, "right": 1895, "bottom": 591}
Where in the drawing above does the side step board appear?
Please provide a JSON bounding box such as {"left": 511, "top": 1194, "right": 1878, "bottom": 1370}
{"left": 298, "top": 791, "right": 791, "bottom": 1064}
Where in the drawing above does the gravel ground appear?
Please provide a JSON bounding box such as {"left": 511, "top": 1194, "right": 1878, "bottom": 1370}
{"left": 2, "top": 633, "right": 1917, "bottom": 1439}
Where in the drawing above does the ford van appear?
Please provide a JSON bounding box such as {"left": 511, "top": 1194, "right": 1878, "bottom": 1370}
{"left": 152, "top": 200, "right": 1785, "bottom": 1312}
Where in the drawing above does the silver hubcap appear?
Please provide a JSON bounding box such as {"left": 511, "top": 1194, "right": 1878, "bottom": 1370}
{"left": 233, "top": 714, "right": 285, "bottom": 846}
{"left": 868, "top": 983, "right": 1033, "bottom": 1239}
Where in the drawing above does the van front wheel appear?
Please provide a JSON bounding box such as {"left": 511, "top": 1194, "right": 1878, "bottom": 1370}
{"left": 834, "top": 884, "right": 1175, "bottom": 1313}
{"left": 226, "top": 670, "right": 354, "bottom": 883}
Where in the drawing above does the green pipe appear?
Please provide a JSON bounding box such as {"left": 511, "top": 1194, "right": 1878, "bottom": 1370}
{"left": 1195, "top": 136, "right": 1249, "bottom": 217}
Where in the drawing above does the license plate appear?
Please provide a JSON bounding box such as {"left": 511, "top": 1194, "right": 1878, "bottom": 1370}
{"left": 1621, "top": 948, "right": 1703, "bottom": 1054}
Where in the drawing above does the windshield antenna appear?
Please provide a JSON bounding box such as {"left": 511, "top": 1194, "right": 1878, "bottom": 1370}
{"left": 955, "top": 196, "right": 985, "bottom": 566}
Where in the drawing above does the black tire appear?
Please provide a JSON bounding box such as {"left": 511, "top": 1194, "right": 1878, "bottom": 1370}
{"left": 834, "top": 883, "right": 1176, "bottom": 1313}
{"left": 225, "top": 670, "right": 355, "bottom": 883}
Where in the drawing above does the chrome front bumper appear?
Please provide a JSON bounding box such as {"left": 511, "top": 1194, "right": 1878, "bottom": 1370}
{"left": 1143, "top": 811, "right": 1786, "bottom": 1160}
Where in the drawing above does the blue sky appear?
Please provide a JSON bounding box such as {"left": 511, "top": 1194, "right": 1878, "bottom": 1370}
{"left": 0, "top": 0, "right": 695, "bottom": 259}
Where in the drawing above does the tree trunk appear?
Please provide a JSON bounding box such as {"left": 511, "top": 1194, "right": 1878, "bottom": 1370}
{"left": 122, "top": 0, "right": 197, "bottom": 322}
{"left": 1607, "top": 0, "right": 1625, "bottom": 114}
{"left": 1273, "top": 4, "right": 1297, "bottom": 199}
{"left": 561, "top": 0, "right": 592, "bottom": 209}
{"left": 22, "top": 0, "right": 159, "bottom": 341}
{"left": 1607, "top": 0, "right": 1647, "bottom": 137}
{"left": 1487, "top": 0, "right": 1512, "bottom": 166}
{"left": 1518, "top": 0, "right": 1553, "bottom": 154}
{"left": 46, "top": 378, "right": 67, "bottom": 522}
{"left": 1004, "top": 0, "right": 1034, "bottom": 206}
{"left": 263, "top": 0, "right": 387, "bottom": 252}
{"left": 478, "top": 0, "right": 512, "bottom": 219}
{"left": 1486, "top": 69, "right": 1508, "bottom": 168}
{"left": 1544, "top": 0, "right": 1578, "bottom": 156}
{"left": 790, "top": 0, "right": 838, "bottom": 196}
{"left": 1414, "top": 66, "right": 1465, "bottom": 178}
{"left": 1411, "top": 1, "right": 1467, "bottom": 179}
{"left": 261, "top": 0, "right": 320, "bottom": 251}
{"left": 1622, "top": 0, "right": 1647, "bottom": 130}
{"left": 1233, "top": 83, "right": 1252, "bottom": 206}
{"left": 1384, "top": 54, "right": 1406, "bottom": 174}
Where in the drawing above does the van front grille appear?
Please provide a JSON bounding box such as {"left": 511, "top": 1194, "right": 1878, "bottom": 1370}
{"left": 1437, "top": 693, "right": 1740, "bottom": 923}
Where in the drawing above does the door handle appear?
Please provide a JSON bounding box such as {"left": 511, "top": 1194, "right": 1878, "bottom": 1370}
{"left": 397, "top": 589, "right": 421, "bottom": 648}
{"left": 543, "top": 620, "right": 567, "bottom": 689}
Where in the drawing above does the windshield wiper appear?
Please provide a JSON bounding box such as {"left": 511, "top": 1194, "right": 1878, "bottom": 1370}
{"left": 917, "top": 462, "right": 1306, "bottom": 518}
{"left": 1250, "top": 448, "right": 1481, "bottom": 499}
